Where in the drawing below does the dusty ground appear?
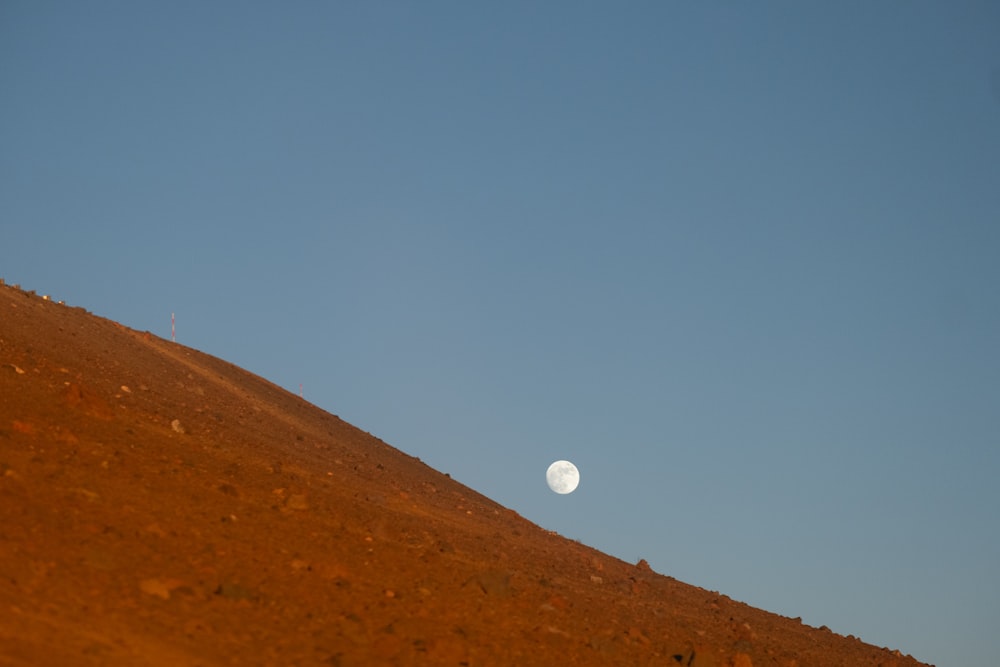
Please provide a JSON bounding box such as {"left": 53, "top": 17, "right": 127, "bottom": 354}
{"left": 0, "top": 283, "right": 931, "bottom": 666}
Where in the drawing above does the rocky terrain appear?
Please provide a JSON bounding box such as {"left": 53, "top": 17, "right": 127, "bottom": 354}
{"left": 0, "top": 282, "right": 931, "bottom": 666}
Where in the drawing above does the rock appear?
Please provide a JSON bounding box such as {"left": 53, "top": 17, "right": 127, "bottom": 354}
{"left": 73, "top": 488, "right": 99, "bottom": 502}
{"left": 668, "top": 644, "right": 720, "bottom": 667}
{"left": 171, "top": 419, "right": 186, "bottom": 434}
{"left": 12, "top": 420, "right": 36, "bottom": 435}
{"left": 588, "top": 632, "right": 617, "bottom": 655}
{"left": 626, "top": 626, "right": 650, "bottom": 645}
{"left": 466, "top": 570, "right": 512, "bottom": 597}
{"left": 53, "top": 427, "right": 79, "bottom": 444}
{"left": 143, "top": 523, "right": 167, "bottom": 538}
{"left": 64, "top": 383, "right": 115, "bottom": 419}
{"left": 285, "top": 494, "right": 309, "bottom": 510}
{"left": 215, "top": 582, "right": 254, "bottom": 601}
{"left": 140, "top": 577, "right": 184, "bottom": 600}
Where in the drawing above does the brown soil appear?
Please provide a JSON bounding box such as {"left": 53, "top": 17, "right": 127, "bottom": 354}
{"left": 0, "top": 283, "right": 930, "bottom": 667}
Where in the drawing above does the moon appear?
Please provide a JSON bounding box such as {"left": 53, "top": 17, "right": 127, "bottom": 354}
{"left": 546, "top": 460, "right": 580, "bottom": 494}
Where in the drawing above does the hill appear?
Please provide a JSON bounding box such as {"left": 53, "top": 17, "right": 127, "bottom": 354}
{"left": 0, "top": 282, "right": 930, "bottom": 666}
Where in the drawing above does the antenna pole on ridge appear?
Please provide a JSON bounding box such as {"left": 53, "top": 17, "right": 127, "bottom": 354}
{"left": 171, "top": 312, "right": 175, "bottom": 342}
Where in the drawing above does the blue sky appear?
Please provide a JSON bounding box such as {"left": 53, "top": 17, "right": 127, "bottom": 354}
{"left": 3, "top": 3, "right": 998, "bottom": 665}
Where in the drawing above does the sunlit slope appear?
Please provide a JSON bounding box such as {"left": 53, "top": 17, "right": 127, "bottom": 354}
{"left": 0, "top": 283, "right": 930, "bottom": 666}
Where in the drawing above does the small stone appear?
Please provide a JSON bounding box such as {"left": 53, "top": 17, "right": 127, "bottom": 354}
{"left": 120, "top": 385, "right": 131, "bottom": 393}
{"left": 588, "top": 633, "right": 616, "bottom": 655}
{"left": 286, "top": 494, "right": 309, "bottom": 510}
{"left": 468, "top": 570, "right": 511, "bottom": 597}
{"left": 143, "top": 523, "right": 167, "bottom": 538}
{"left": 171, "top": 419, "right": 185, "bottom": 434}
{"left": 626, "top": 626, "right": 650, "bottom": 645}
{"left": 140, "top": 577, "right": 183, "bottom": 600}
{"left": 73, "top": 488, "right": 99, "bottom": 501}
{"left": 215, "top": 582, "right": 254, "bottom": 600}
{"left": 12, "top": 421, "right": 36, "bottom": 435}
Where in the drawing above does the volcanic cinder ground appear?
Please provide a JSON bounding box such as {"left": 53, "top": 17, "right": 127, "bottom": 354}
{"left": 0, "top": 282, "right": 931, "bottom": 667}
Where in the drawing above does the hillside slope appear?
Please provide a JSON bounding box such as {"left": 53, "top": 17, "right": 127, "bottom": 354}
{"left": 0, "top": 283, "right": 929, "bottom": 666}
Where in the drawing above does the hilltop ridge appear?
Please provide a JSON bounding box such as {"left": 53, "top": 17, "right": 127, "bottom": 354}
{"left": 0, "top": 282, "right": 931, "bottom": 666}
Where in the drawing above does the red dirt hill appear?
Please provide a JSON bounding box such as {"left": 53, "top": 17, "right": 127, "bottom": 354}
{"left": 0, "top": 283, "right": 930, "bottom": 666}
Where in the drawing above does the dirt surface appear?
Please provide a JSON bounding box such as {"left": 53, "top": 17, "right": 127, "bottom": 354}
{"left": 0, "top": 283, "right": 931, "bottom": 666}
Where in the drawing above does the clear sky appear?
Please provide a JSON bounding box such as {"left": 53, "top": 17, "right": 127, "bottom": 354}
{"left": 3, "top": 3, "right": 998, "bottom": 665}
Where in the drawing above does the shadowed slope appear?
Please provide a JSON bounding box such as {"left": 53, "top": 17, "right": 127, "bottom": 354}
{"left": 0, "top": 283, "right": 930, "bottom": 666}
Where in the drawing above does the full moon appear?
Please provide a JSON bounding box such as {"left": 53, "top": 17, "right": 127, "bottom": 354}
{"left": 546, "top": 460, "right": 580, "bottom": 494}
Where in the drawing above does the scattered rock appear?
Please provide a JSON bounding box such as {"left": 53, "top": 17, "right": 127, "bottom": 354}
{"left": 0, "top": 280, "right": 938, "bottom": 667}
